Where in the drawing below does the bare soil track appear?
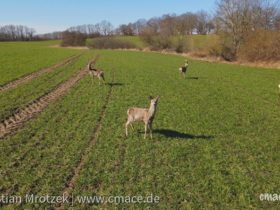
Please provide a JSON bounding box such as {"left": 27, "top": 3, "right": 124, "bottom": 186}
{"left": 0, "top": 55, "right": 99, "bottom": 139}
{"left": 0, "top": 53, "right": 85, "bottom": 93}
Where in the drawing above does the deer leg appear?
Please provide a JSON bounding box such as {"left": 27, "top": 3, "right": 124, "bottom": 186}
{"left": 130, "top": 123, "right": 134, "bottom": 131}
{"left": 144, "top": 123, "right": 148, "bottom": 139}
{"left": 126, "top": 119, "right": 133, "bottom": 136}
{"left": 101, "top": 75, "right": 105, "bottom": 84}
{"left": 125, "top": 121, "right": 129, "bottom": 136}
{"left": 148, "top": 122, "right": 153, "bottom": 139}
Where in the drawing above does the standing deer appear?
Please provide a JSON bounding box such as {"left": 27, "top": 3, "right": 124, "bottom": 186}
{"left": 88, "top": 62, "right": 105, "bottom": 86}
{"left": 179, "top": 60, "right": 189, "bottom": 78}
{"left": 125, "top": 96, "right": 160, "bottom": 139}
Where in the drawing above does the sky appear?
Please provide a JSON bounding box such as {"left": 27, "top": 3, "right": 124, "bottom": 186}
{"left": 0, "top": 0, "right": 217, "bottom": 34}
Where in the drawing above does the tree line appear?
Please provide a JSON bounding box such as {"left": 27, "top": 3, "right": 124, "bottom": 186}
{"left": 61, "top": 11, "right": 214, "bottom": 38}
{"left": 0, "top": 25, "right": 36, "bottom": 41}
{"left": 61, "top": 0, "right": 280, "bottom": 38}
{"left": 213, "top": 0, "right": 280, "bottom": 61}
{"left": 2, "top": 0, "right": 279, "bottom": 41}
{"left": 2, "top": 0, "right": 280, "bottom": 62}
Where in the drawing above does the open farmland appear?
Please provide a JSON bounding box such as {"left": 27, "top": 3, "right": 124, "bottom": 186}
{"left": 0, "top": 41, "right": 85, "bottom": 85}
{"left": 0, "top": 42, "right": 279, "bottom": 209}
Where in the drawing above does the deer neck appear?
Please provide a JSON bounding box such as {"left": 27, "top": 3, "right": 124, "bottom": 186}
{"left": 148, "top": 103, "right": 157, "bottom": 116}
{"left": 88, "top": 63, "right": 92, "bottom": 70}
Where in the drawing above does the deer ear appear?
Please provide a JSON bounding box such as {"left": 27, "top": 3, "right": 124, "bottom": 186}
{"left": 156, "top": 96, "right": 160, "bottom": 100}
{"left": 149, "top": 95, "right": 153, "bottom": 100}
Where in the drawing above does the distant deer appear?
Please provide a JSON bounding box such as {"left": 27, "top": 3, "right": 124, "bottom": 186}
{"left": 125, "top": 96, "right": 160, "bottom": 139}
{"left": 179, "top": 60, "right": 189, "bottom": 78}
{"left": 88, "top": 62, "right": 105, "bottom": 85}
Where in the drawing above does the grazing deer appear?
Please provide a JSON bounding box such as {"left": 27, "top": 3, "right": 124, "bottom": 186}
{"left": 179, "top": 60, "right": 189, "bottom": 78}
{"left": 88, "top": 62, "right": 105, "bottom": 86}
{"left": 125, "top": 96, "right": 160, "bottom": 139}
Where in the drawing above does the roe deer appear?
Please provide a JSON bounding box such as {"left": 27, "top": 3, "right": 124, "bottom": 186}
{"left": 88, "top": 62, "right": 105, "bottom": 85}
{"left": 125, "top": 96, "right": 160, "bottom": 139}
{"left": 179, "top": 60, "right": 189, "bottom": 78}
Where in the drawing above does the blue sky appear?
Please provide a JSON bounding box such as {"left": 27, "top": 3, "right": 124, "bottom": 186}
{"left": 0, "top": 0, "right": 217, "bottom": 34}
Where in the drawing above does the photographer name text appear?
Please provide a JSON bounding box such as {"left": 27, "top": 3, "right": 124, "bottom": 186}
{"left": 0, "top": 193, "right": 160, "bottom": 205}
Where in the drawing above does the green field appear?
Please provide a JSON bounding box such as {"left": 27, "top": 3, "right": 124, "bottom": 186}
{"left": 0, "top": 41, "right": 279, "bottom": 209}
{"left": 0, "top": 41, "right": 85, "bottom": 85}
{"left": 0, "top": 51, "right": 93, "bottom": 120}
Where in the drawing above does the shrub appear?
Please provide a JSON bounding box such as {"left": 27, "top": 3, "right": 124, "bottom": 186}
{"left": 61, "top": 31, "right": 86, "bottom": 47}
{"left": 240, "top": 30, "right": 280, "bottom": 62}
{"left": 87, "top": 37, "right": 136, "bottom": 49}
{"left": 207, "top": 35, "right": 237, "bottom": 61}
{"left": 221, "top": 45, "right": 237, "bottom": 61}
{"left": 174, "top": 37, "right": 185, "bottom": 53}
{"left": 140, "top": 34, "right": 173, "bottom": 51}
{"left": 207, "top": 35, "right": 222, "bottom": 56}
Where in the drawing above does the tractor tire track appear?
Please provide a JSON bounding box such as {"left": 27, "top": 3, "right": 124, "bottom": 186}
{"left": 56, "top": 65, "right": 116, "bottom": 209}
{"left": 0, "top": 55, "right": 99, "bottom": 139}
{"left": 0, "top": 53, "right": 82, "bottom": 117}
{"left": 0, "top": 53, "right": 85, "bottom": 93}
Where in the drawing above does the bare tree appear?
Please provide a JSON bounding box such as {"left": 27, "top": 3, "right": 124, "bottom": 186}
{"left": 195, "top": 10, "right": 213, "bottom": 35}
{"left": 99, "top": 20, "right": 114, "bottom": 36}
{"left": 275, "top": 13, "right": 280, "bottom": 29}
{"left": 132, "top": 19, "right": 147, "bottom": 35}
{"left": 0, "top": 25, "right": 36, "bottom": 41}
{"left": 145, "top": 17, "right": 161, "bottom": 35}
{"left": 215, "top": 0, "right": 279, "bottom": 59}
{"left": 118, "top": 24, "right": 134, "bottom": 36}
{"left": 66, "top": 24, "right": 102, "bottom": 38}
{"left": 176, "top": 12, "right": 197, "bottom": 35}
{"left": 160, "top": 14, "right": 177, "bottom": 36}
{"left": 251, "top": 0, "right": 280, "bottom": 30}
{"left": 215, "top": 0, "right": 256, "bottom": 58}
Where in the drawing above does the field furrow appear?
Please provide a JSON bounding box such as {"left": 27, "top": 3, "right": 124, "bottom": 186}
{"left": 0, "top": 55, "right": 99, "bottom": 139}
{"left": 0, "top": 41, "right": 86, "bottom": 85}
{"left": 58, "top": 65, "right": 116, "bottom": 209}
{"left": 0, "top": 52, "right": 95, "bottom": 122}
{"left": 0, "top": 53, "right": 85, "bottom": 93}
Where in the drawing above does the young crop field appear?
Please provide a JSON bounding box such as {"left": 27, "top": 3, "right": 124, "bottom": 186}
{"left": 0, "top": 41, "right": 85, "bottom": 85}
{"left": 0, "top": 42, "right": 279, "bottom": 209}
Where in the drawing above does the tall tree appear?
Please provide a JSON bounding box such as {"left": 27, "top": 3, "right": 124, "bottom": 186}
{"left": 195, "top": 10, "right": 213, "bottom": 35}
{"left": 215, "top": 0, "right": 279, "bottom": 56}
{"left": 99, "top": 20, "right": 114, "bottom": 36}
